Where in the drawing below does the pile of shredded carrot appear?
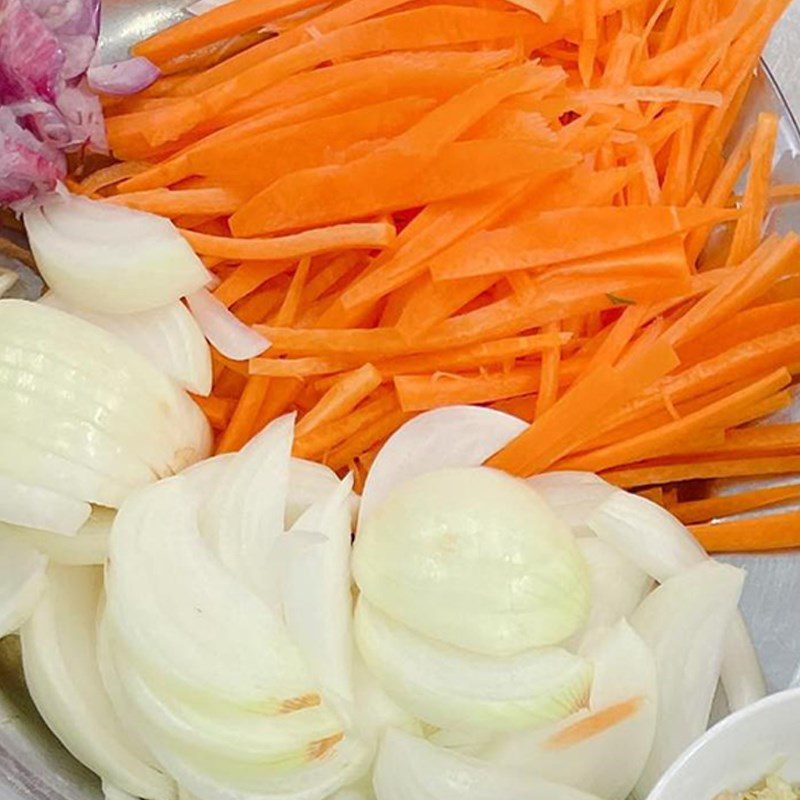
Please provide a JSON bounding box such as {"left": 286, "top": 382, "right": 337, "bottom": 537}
{"left": 76, "top": 0, "right": 800, "bottom": 553}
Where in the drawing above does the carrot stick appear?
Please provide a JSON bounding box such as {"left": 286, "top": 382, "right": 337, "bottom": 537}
{"left": 428, "top": 206, "right": 737, "bottom": 280}
{"left": 602, "top": 452, "right": 800, "bottom": 488}
{"left": 215, "top": 375, "right": 272, "bottom": 453}
{"left": 690, "top": 510, "right": 800, "bottom": 553}
{"left": 293, "top": 391, "right": 397, "bottom": 458}
{"left": 560, "top": 368, "right": 791, "bottom": 472}
{"left": 105, "top": 187, "right": 247, "bottom": 216}
{"left": 250, "top": 356, "right": 356, "bottom": 378}
{"left": 182, "top": 222, "right": 396, "bottom": 260}
{"left": 324, "top": 407, "right": 412, "bottom": 470}
{"left": 535, "top": 321, "right": 562, "bottom": 418}
{"left": 214, "top": 260, "right": 293, "bottom": 308}
{"left": 295, "top": 363, "right": 382, "bottom": 437}
{"left": 77, "top": 162, "right": 150, "bottom": 195}
{"left": 670, "top": 484, "right": 800, "bottom": 525}
{"left": 191, "top": 394, "right": 236, "bottom": 430}
{"left": 486, "top": 340, "right": 680, "bottom": 476}
{"left": 230, "top": 140, "right": 578, "bottom": 236}
{"left": 545, "top": 697, "right": 644, "bottom": 749}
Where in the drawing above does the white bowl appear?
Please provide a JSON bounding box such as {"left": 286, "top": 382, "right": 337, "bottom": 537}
{"left": 647, "top": 688, "right": 800, "bottom": 800}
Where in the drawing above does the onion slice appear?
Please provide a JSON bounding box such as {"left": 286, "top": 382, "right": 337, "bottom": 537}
{"left": 0, "top": 471, "right": 90, "bottom": 535}
{"left": 41, "top": 292, "right": 212, "bottom": 395}
{"left": 187, "top": 289, "right": 270, "bottom": 361}
{"left": 587, "top": 489, "right": 766, "bottom": 711}
{"left": 358, "top": 406, "right": 525, "bottom": 527}
{"left": 87, "top": 58, "right": 160, "bottom": 96}
{"left": 630, "top": 560, "right": 744, "bottom": 798}
{"left": 0, "top": 537, "right": 47, "bottom": 637}
{"left": 488, "top": 620, "right": 657, "bottom": 800}
{"left": 20, "top": 565, "right": 175, "bottom": 800}
{"left": 0, "top": 506, "right": 112, "bottom": 566}
{"left": 355, "top": 598, "right": 592, "bottom": 733}
{"left": 373, "top": 728, "right": 604, "bottom": 800}
{"left": 23, "top": 193, "right": 210, "bottom": 313}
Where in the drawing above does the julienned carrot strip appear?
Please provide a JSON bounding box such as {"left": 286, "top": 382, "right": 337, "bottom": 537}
{"left": 602, "top": 453, "right": 800, "bottom": 488}
{"left": 77, "top": 161, "right": 150, "bottom": 195}
{"left": 216, "top": 376, "right": 272, "bottom": 453}
{"left": 189, "top": 96, "right": 437, "bottom": 187}
{"left": 582, "top": 304, "right": 649, "bottom": 373}
{"left": 214, "top": 261, "right": 293, "bottom": 308}
{"left": 250, "top": 356, "right": 356, "bottom": 378}
{"left": 255, "top": 377, "right": 305, "bottom": 431}
{"left": 295, "top": 363, "right": 382, "bottom": 437}
{"left": 104, "top": 187, "right": 246, "bottom": 217}
{"left": 535, "top": 322, "right": 561, "bottom": 418}
{"left": 232, "top": 277, "right": 291, "bottom": 324}
{"left": 727, "top": 113, "right": 779, "bottom": 265}
{"left": 325, "top": 407, "right": 412, "bottom": 471}
{"left": 395, "top": 368, "right": 542, "bottom": 411}
{"left": 293, "top": 391, "right": 397, "bottom": 458}
{"left": 545, "top": 697, "right": 644, "bottom": 749}
{"left": 126, "top": 6, "right": 562, "bottom": 147}
{"left": 272, "top": 256, "right": 312, "bottom": 326}
{"left": 191, "top": 394, "right": 236, "bottom": 430}
{"left": 670, "top": 484, "right": 800, "bottom": 525}
{"left": 230, "top": 141, "right": 578, "bottom": 236}
{"left": 690, "top": 511, "right": 800, "bottom": 553}
{"left": 428, "top": 206, "right": 736, "bottom": 280}
{"left": 486, "top": 340, "right": 679, "bottom": 476}
{"left": 133, "top": 0, "right": 323, "bottom": 63}
{"left": 560, "top": 368, "right": 791, "bottom": 472}
{"left": 664, "top": 233, "right": 800, "bottom": 346}
{"left": 182, "top": 223, "right": 396, "bottom": 260}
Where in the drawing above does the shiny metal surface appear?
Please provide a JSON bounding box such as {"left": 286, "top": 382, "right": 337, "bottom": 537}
{"left": 1, "top": 5, "right": 800, "bottom": 800}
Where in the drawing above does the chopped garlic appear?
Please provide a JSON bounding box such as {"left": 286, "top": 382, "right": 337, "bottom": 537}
{"left": 717, "top": 775, "right": 800, "bottom": 800}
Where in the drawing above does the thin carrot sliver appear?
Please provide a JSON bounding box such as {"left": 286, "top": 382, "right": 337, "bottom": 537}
{"left": 214, "top": 261, "right": 293, "bottom": 308}
{"left": 690, "top": 510, "right": 800, "bottom": 553}
{"left": 670, "top": 484, "right": 800, "bottom": 525}
{"left": 535, "top": 321, "right": 562, "bottom": 418}
{"left": 545, "top": 697, "right": 644, "bottom": 749}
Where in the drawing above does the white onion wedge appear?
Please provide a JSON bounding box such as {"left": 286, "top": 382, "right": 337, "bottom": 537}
{"left": 200, "top": 415, "right": 294, "bottom": 604}
{"left": 0, "top": 300, "right": 212, "bottom": 506}
{"left": 0, "top": 537, "right": 47, "bottom": 637}
{"left": 287, "top": 459, "right": 349, "bottom": 528}
{"left": 187, "top": 289, "right": 270, "bottom": 361}
{"left": 576, "top": 538, "right": 653, "bottom": 635}
{"left": 354, "top": 467, "right": 589, "bottom": 655}
{"left": 0, "top": 506, "right": 112, "bottom": 565}
{"left": 355, "top": 599, "right": 592, "bottom": 733}
{"left": 283, "top": 474, "right": 355, "bottom": 705}
{"left": 23, "top": 193, "right": 209, "bottom": 314}
{"left": 630, "top": 560, "right": 744, "bottom": 798}
{"left": 587, "top": 489, "right": 765, "bottom": 711}
{"left": 106, "top": 473, "right": 317, "bottom": 708}
{"left": 373, "top": 729, "right": 604, "bottom": 800}
{"left": 40, "top": 292, "right": 212, "bottom": 395}
{"left": 526, "top": 471, "right": 617, "bottom": 535}
{"left": 488, "top": 620, "right": 657, "bottom": 800}
{"left": 0, "top": 471, "right": 90, "bottom": 535}
{"left": 358, "top": 406, "right": 525, "bottom": 527}
{"left": 19, "top": 566, "right": 175, "bottom": 800}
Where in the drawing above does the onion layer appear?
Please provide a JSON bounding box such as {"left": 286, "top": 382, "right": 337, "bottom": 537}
{"left": 0, "top": 537, "right": 47, "bottom": 637}
{"left": 24, "top": 193, "right": 209, "bottom": 314}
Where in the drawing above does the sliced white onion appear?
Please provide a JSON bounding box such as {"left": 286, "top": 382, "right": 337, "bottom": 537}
{"left": 187, "top": 289, "right": 270, "bottom": 361}
{"left": 200, "top": 414, "right": 294, "bottom": 604}
{"left": 19, "top": 565, "right": 175, "bottom": 800}
{"left": 282, "top": 473, "right": 355, "bottom": 706}
{"left": 0, "top": 299, "right": 212, "bottom": 506}
{"left": 587, "top": 489, "right": 766, "bottom": 712}
{"left": 358, "top": 406, "right": 525, "bottom": 527}
{"left": 0, "top": 506, "right": 112, "bottom": 565}
{"left": 630, "top": 560, "right": 744, "bottom": 798}
{"left": 287, "top": 458, "right": 352, "bottom": 529}
{"left": 353, "top": 466, "right": 589, "bottom": 656}
{"left": 488, "top": 620, "right": 657, "bottom": 800}
{"left": 0, "top": 537, "right": 47, "bottom": 637}
{"left": 373, "top": 728, "right": 604, "bottom": 800}
{"left": 355, "top": 598, "right": 592, "bottom": 734}
{"left": 41, "top": 292, "right": 212, "bottom": 395}
{"left": 0, "top": 471, "right": 90, "bottom": 535}
{"left": 23, "top": 193, "right": 210, "bottom": 314}
{"left": 106, "top": 473, "right": 317, "bottom": 708}
{"left": 576, "top": 538, "right": 653, "bottom": 635}
{"left": 526, "top": 471, "right": 617, "bottom": 536}
{"left": 103, "top": 782, "right": 139, "bottom": 800}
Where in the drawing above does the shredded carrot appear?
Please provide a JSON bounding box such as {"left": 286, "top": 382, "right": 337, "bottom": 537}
{"left": 82, "top": 0, "right": 800, "bottom": 505}
{"left": 670, "top": 483, "right": 800, "bottom": 525}
{"left": 690, "top": 510, "right": 800, "bottom": 553}
{"left": 545, "top": 697, "right": 644, "bottom": 749}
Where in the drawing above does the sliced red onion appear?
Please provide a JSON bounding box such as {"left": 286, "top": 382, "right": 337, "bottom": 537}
{"left": 88, "top": 57, "right": 161, "bottom": 96}
{"left": 0, "top": 107, "right": 66, "bottom": 207}
{"left": 56, "top": 79, "right": 108, "bottom": 151}
{"left": 186, "top": 289, "right": 271, "bottom": 361}
{"left": 26, "top": 0, "right": 100, "bottom": 79}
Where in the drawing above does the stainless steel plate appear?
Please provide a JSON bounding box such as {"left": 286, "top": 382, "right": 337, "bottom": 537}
{"left": 1, "top": 9, "right": 800, "bottom": 800}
